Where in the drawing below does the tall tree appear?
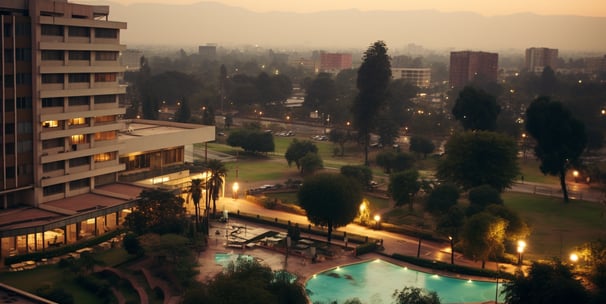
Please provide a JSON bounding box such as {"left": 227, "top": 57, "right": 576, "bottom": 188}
{"left": 437, "top": 131, "right": 519, "bottom": 192}
{"left": 409, "top": 136, "right": 436, "bottom": 159}
{"left": 304, "top": 73, "right": 336, "bottom": 111}
{"left": 352, "top": 41, "right": 391, "bottom": 165}
{"left": 205, "top": 159, "right": 227, "bottom": 217}
{"left": 502, "top": 261, "right": 589, "bottom": 304}
{"left": 388, "top": 169, "right": 421, "bottom": 211}
{"left": 329, "top": 128, "right": 349, "bottom": 156}
{"left": 298, "top": 174, "right": 362, "bottom": 243}
{"left": 188, "top": 178, "right": 203, "bottom": 228}
{"left": 452, "top": 86, "right": 501, "bottom": 131}
{"left": 284, "top": 139, "right": 318, "bottom": 171}
{"left": 461, "top": 212, "right": 507, "bottom": 269}
{"left": 525, "top": 97, "right": 587, "bottom": 202}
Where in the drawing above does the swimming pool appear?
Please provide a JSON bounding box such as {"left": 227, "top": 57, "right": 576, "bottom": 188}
{"left": 305, "top": 259, "right": 505, "bottom": 304}
{"left": 214, "top": 252, "right": 255, "bottom": 267}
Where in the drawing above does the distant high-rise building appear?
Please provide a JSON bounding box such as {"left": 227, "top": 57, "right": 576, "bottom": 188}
{"left": 584, "top": 55, "right": 606, "bottom": 73}
{"left": 317, "top": 52, "right": 353, "bottom": 74}
{"left": 392, "top": 68, "right": 431, "bottom": 88}
{"left": 449, "top": 51, "right": 498, "bottom": 88}
{"left": 525, "top": 47, "right": 559, "bottom": 73}
{"left": 198, "top": 44, "right": 217, "bottom": 60}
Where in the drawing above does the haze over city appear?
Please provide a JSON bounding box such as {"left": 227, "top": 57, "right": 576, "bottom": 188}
{"left": 89, "top": 0, "right": 606, "bottom": 52}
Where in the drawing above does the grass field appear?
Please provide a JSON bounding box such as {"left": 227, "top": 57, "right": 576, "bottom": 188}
{"left": 503, "top": 192, "right": 606, "bottom": 261}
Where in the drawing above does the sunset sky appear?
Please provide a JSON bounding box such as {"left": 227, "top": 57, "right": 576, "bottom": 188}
{"left": 108, "top": 0, "right": 606, "bottom": 17}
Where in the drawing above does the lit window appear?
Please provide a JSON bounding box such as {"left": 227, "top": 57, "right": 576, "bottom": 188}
{"left": 69, "top": 117, "right": 86, "bottom": 125}
{"left": 42, "top": 120, "right": 59, "bottom": 128}
{"left": 70, "top": 134, "right": 86, "bottom": 144}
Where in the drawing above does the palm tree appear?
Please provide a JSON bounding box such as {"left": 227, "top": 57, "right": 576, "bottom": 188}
{"left": 188, "top": 178, "right": 203, "bottom": 227}
{"left": 205, "top": 159, "right": 227, "bottom": 217}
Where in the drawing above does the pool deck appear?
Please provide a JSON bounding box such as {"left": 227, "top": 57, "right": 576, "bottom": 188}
{"left": 196, "top": 217, "right": 508, "bottom": 290}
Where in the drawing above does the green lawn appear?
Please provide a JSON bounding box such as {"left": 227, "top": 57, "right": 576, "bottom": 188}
{"left": 503, "top": 192, "right": 606, "bottom": 261}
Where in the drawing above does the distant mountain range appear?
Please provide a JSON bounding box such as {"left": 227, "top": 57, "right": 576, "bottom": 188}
{"left": 101, "top": 1, "right": 606, "bottom": 53}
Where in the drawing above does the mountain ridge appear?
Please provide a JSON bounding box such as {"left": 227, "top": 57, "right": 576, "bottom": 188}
{"left": 98, "top": 1, "right": 606, "bottom": 52}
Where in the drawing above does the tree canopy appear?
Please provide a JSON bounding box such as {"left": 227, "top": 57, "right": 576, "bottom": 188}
{"left": 502, "top": 260, "right": 589, "bottom": 304}
{"left": 461, "top": 212, "right": 507, "bottom": 268}
{"left": 388, "top": 170, "right": 421, "bottom": 210}
{"left": 297, "top": 173, "right": 362, "bottom": 243}
{"left": 352, "top": 41, "right": 391, "bottom": 165}
{"left": 452, "top": 86, "right": 501, "bottom": 131}
{"left": 424, "top": 183, "right": 460, "bottom": 216}
{"left": 227, "top": 129, "right": 275, "bottom": 153}
{"left": 125, "top": 189, "right": 186, "bottom": 235}
{"left": 409, "top": 136, "right": 436, "bottom": 159}
{"left": 525, "top": 96, "right": 587, "bottom": 202}
{"left": 437, "top": 131, "right": 519, "bottom": 192}
{"left": 284, "top": 139, "right": 318, "bottom": 171}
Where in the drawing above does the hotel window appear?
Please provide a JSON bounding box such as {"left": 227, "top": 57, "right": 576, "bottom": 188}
{"left": 68, "top": 26, "right": 89, "bottom": 37}
{"left": 94, "top": 73, "right": 116, "bottom": 82}
{"left": 42, "top": 120, "right": 59, "bottom": 128}
{"left": 69, "top": 156, "right": 90, "bottom": 167}
{"left": 95, "top": 51, "right": 118, "bottom": 61}
{"left": 68, "top": 73, "right": 90, "bottom": 83}
{"left": 42, "top": 50, "right": 64, "bottom": 61}
{"left": 163, "top": 148, "right": 184, "bottom": 164}
{"left": 17, "top": 140, "right": 32, "bottom": 153}
{"left": 41, "top": 24, "right": 63, "bottom": 36}
{"left": 16, "top": 73, "right": 31, "bottom": 85}
{"left": 43, "top": 161, "right": 64, "bottom": 173}
{"left": 15, "top": 48, "right": 31, "bottom": 62}
{"left": 94, "top": 115, "right": 115, "bottom": 123}
{"left": 5, "top": 99, "right": 14, "bottom": 111}
{"left": 5, "top": 143, "right": 14, "bottom": 155}
{"left": 94, "top": 95, "right": 115, "bottom": 104}
{"left": 41, "top": 73, "right": 64, "bottom": 84}
{"left": 95, "top": 28, "right": 118, "bottom": 38}
{"left": 68, "top": 96, "right": 89, "bottom": 106}
{"left": 68, "top": 51, "right": 90, "bottom": 61}
{"left": 43, "top": 184, "right": 64, "bottom": 196}
{"left": 42, "top": 97, "right": 64, "bottom": 108}
{"left": 70, "top": 178, "right": 90, "bottom": 190}
{"left": 70, "top": 134, "right": 87, "bottom": 145}
{"left": 68, "top": 117, "right": 86, "bottom": 126}
{"left": 17, "top": 122, "right": 32, "bottom": 133}
{"left": 121, "top": 154, "right": 151, "bottom": 170}
{"left": 95, "top": 131, "right": 116, "bottom": 141}
{"left": 16, "top": 97, "right": 32, "bottom": 109}
{"left": 42, "top": 138, "right": 63, "bottom": 149}
{"left": 6, "top": 167, "right": 15, "bottom": 178}
{"left": 94, "top": 152, "right": 116, "bottom": 162}
{"left": 3, "top": 24, "right": 11, "bottom": 37}
{"left": 15, "top": 23, "right": 30, "bottom": 36}
{"left": 18, "top": 164, "right": 32, "bottom": 176}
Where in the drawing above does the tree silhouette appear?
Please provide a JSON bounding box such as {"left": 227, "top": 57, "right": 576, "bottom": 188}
{"left": 452, "top": 86, "right": 500, "bottom": 131}
{"left": 525, "top": 97, "right": 586, "bottom": 202}
{"left": 352, "top": 41, "right": 391, "bottom": 165}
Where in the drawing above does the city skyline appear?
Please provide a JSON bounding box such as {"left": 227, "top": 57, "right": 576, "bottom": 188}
{"left": 103, "top": 0, "right": 606, "bottom": 17}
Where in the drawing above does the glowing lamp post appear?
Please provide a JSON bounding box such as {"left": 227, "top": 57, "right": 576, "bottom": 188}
{"left": 517, "top": 240, "right": 526, "bottom": 266}
{"left": 449, "top": 236, "right": 454, "bottom": 264}
{"left": 570, "top": 253, "right": 579, "bottom": 263}
{"left": 573, "top": 170, "right": 579, "bottom": 183}
{"left": 232, "top": 182, "right": 239, "bottom": 200}
{"left": 374, "top": 214, "right": 381, "bottom": 230}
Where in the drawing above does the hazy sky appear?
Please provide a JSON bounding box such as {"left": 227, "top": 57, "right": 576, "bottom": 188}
{"left": 111, "top": 0, "right": 606, "bottom": 17}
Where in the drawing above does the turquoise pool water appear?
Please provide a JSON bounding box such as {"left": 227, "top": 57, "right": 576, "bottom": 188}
{"left": 214, "top": 252, "right": 254, "bottom": 267}
{"left": 305, "top": 259, "right": 505, "bottom": 304}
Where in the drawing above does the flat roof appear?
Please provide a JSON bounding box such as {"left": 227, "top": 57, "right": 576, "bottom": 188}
{"left": 0, "top": 208, "right": 63, "bottom": 231}
{"left": 118, "top": 119, "right": 211, "bottom": 140}
{"left": 44, "top": 193, "right": 126, "bottom": 213}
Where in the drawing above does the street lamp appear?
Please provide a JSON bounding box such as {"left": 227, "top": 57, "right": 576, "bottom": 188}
{"left": 449, "top": 236, "right": 454, "bottom": 264}
{"left": 517, "top": 240, "right": 526, "bottom": 266}
{"left": 570, "top": 252, "right": 579, "bottom": 263}
{"left": 573, "top": 170, "right": 579, "bottom": 183}
{"left": 374, "top": 214, "right": 381, "bottom": 230}
{"left": 232, "top": 182, "right": 239, "bottom": 200}
{"left": 521, "top": 133, "right": 527, "bottom": 160}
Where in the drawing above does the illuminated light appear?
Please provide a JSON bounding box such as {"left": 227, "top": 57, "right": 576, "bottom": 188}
{"left": 570, "top": 253, "right": 579, "bottom": 262}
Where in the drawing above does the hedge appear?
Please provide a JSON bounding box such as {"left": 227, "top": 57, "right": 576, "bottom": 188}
{"left": 390, "top": 253, "right": 515, "bottom": 280}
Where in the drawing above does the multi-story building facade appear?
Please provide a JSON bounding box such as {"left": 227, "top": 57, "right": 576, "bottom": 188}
{"left": 449, "top": 51, "right": 498, "bottom": 88}
{"left": 1, "top": 0, "right": 127, "bottom": 207}
{"left": 317, "top": 52, "right": 352, "bottom": 74}
{"left": 391, "top": 68, "right": 431, "bottom": 88}
{"left": 0, "top": 1, "right": 216, "bottom": 259}
{"left": 525, "top": 47, "right": 559, "bottom": 73}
